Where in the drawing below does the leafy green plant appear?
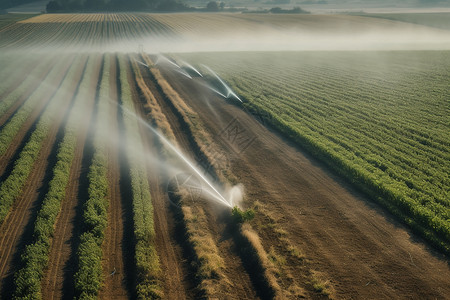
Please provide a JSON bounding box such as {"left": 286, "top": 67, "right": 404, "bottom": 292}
{"left": 231, "top": 206, "right": 255, "bottom": 224}
{"left": 13, "top": 55, "right": 95, "bottom": 299}
{"left": 120, "top": 54, "right": 162, "bottom": 299}
{"left": 74, "top": 54, "right": 111, "bottom": 299}
{"left": 0, "top": 56, "right": 78, "bottom": 226}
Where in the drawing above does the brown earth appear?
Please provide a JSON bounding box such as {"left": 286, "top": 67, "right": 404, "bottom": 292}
{"left": 40, "top": 55, "right": 101, "bottom": 300}
{"left": 98, "top": 54, "right": 130, "bottom": 300}
{"left": 137, "top": 61, "right": 260, "bottom": 299}
{"left": 0, "top": 56, "right": 86, "bottom": 299}
{"left": 129, "top": 58, "right": 194, "bottom": 299}
{"left": 159, "top": 66, "right": 450, "bottom": 299}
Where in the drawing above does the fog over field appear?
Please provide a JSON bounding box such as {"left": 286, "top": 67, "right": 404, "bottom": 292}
{"left": 2, "top": 13, "right": 450, "bottom": 54}
{"left": 0, "top": 7, "right": 449, "bottom": 300}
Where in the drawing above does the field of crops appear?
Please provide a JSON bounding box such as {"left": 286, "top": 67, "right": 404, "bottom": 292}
{"left": 363, "top": 12, "right": 450, "bottom": 30}
{"left": 0, "top": 49, "right": 165, "bottom": 298}
{"left": 178, "top": 50, "right": 450, "bottom": 253}
{"left": 0, "top": 12, "right": 449, "bottom": 299}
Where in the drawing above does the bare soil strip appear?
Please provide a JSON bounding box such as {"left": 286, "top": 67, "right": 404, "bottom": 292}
{"left": 98, "top": 54, "right": 129, "bottom": 300}
{"left": 139, "top": 62, "right": 259, "bottom": 299}
{"left": 130, "top": 59, "right": 193, "bottom": 299}
{"left": 0, "top": 57, "right": 86, "bottom": 299}
{"left": 40, "top": 55, "right": 101, "bottom": 300}
{"left": 161, "top": 69, "right": 450, "bottom": 299}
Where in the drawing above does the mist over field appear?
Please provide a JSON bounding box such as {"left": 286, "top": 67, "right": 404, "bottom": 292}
{"left": 2, "top": 13, "right": 450, "bottom": 54}
{"left": 0, "top": 6, "right": 449, "bottom": 300}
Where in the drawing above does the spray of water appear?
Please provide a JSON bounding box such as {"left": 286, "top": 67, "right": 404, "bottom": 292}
{"left": 197, "top": 80, "right": 228, "bottom": 98}
{"left": 174, "top": 68, "right": 193, "bottom": 79}
{"left": 155, "top": 55, "right": 193, "bottom": 79}
{"left": 118, "top": 101, "right": 233, "bottom": 208}
{"left": 155, "top": 54, "right": 181, "bottom": 69}
{"left": 179, "top": 60, "right": 203, "bottom": 77}
{"left": 135, "top": 59, "right": 150, "bottom": 68}
{"left": 201, "top": 65, "right": 242, "bottom": 102}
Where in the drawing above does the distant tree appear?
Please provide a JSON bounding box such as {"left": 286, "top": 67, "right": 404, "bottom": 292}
{"left": 206, "top": 1, "right": 219, "bottom": 11}
{"left": 219, "top": 1, "right": 225, "bottom": 9}
{"left": 269, "top": 6, "right": 282, "bottom": 13}
{"left": 84, "top": 0, "right": 104, "bottom": 10}
{"left": 46, "top": 0, "right": 194, "bottom": 12}
{"left": 156, "top": 0, "right": 191, "bottom": 11}
{"left": 270, "top": 6, "right": 309, "bottom": 13}
{"left": 46, "top": 0, "right": 62, "bottom": 12}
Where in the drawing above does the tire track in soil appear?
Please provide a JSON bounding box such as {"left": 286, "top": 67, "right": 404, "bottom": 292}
{"left": 0, "top": 57, "right": 73, "bottom": 181}
{"left": 98, "top": 54, "right": 129, "bottom": 300}
{"left": 162, "top": 67, "right": 450, "bottom": 300}
{"left": 138, "top": 62, "right": 258, "bottom": 299}
{"left": 130, "top": 59, "right": 194, "bottom": 299}
{"left": 0, "top": 56, "right": 87, "bottom": 299}
{"left": 40, "top": 55, "right": 101, "bottom": 300}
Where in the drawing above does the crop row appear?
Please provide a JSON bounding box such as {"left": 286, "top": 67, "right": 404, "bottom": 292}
{"left": 0, "top": 55, "right": 72, "bottom": 157}
{"left": 0, "top": 55, "right": 54, "bottom": 119}
{"left": 13, "top": 55, "right": 96, "bottom": 299}
{"left": 132, "top": 56, "right": 234, "bottom": 297}
{"left": 119, "top": 54, "right": 162, "bottom": 299}
{"left": 0, "top": 14, "right": 174, "bottom": 51}
{"left": 72, "top": 54, "right": 110, "bottom": 299}
{"left": 143, "top": 56, "right": 291, "bottom": 297}
{"left": 0, "top": 55, "right": 81, "bottom": 225}
{"left": 142, "top": 54, "right": 227, "bottom": 184}
{"left": 0, "top": 54, "right": 46, "bottom": 96}
{"left": 181, "top": 51, "right": 450, "bottom": 254}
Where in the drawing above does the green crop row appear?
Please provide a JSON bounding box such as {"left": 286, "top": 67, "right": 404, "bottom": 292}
{"left": 0, "top": 55, "right": 81, "bottom": 226}
{"left": 119, "top": 54, "right": 161, "bottom": 299}
{"left": 0, "top": 55, "right": 55, "bottom": 118}
{"left": 73, "top": 54, "right": 110, "bottom": 300}
{"left": 0, "top": 54, "right": 43, "bottom": 97}
{"left": 13, "top": 56, "right": 96, "bottom": 300}
{"left": 181, "top": 51, "right": 450, "bottom": 254}
{"left": 0, "top": 55, "right": 72, "bottom": 157}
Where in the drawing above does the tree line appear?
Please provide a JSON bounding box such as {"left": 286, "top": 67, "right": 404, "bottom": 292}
{"left": 46, "top": 0, "right": 192, "bottom": 12}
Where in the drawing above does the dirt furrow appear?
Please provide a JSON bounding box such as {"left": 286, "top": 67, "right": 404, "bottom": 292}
{"left": 40, "top": 55, "right": 101, "bottom": 300}
{"left": 139, "top": 62, "right": 258, "bottom": 299}
{"left": 99, "top": 54, "right": 129, "bottom": 300}
{"left": 136, "top": 59, "right": 194, "bottom": 157}
{"left": 161, "top": 67, "right": 450, "bottom": 299}
{"left": 130, "top": 59, "right": 193, "bottom": 299}
{"left": 0, "top": 57, "right": 86, "bottom": 299}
